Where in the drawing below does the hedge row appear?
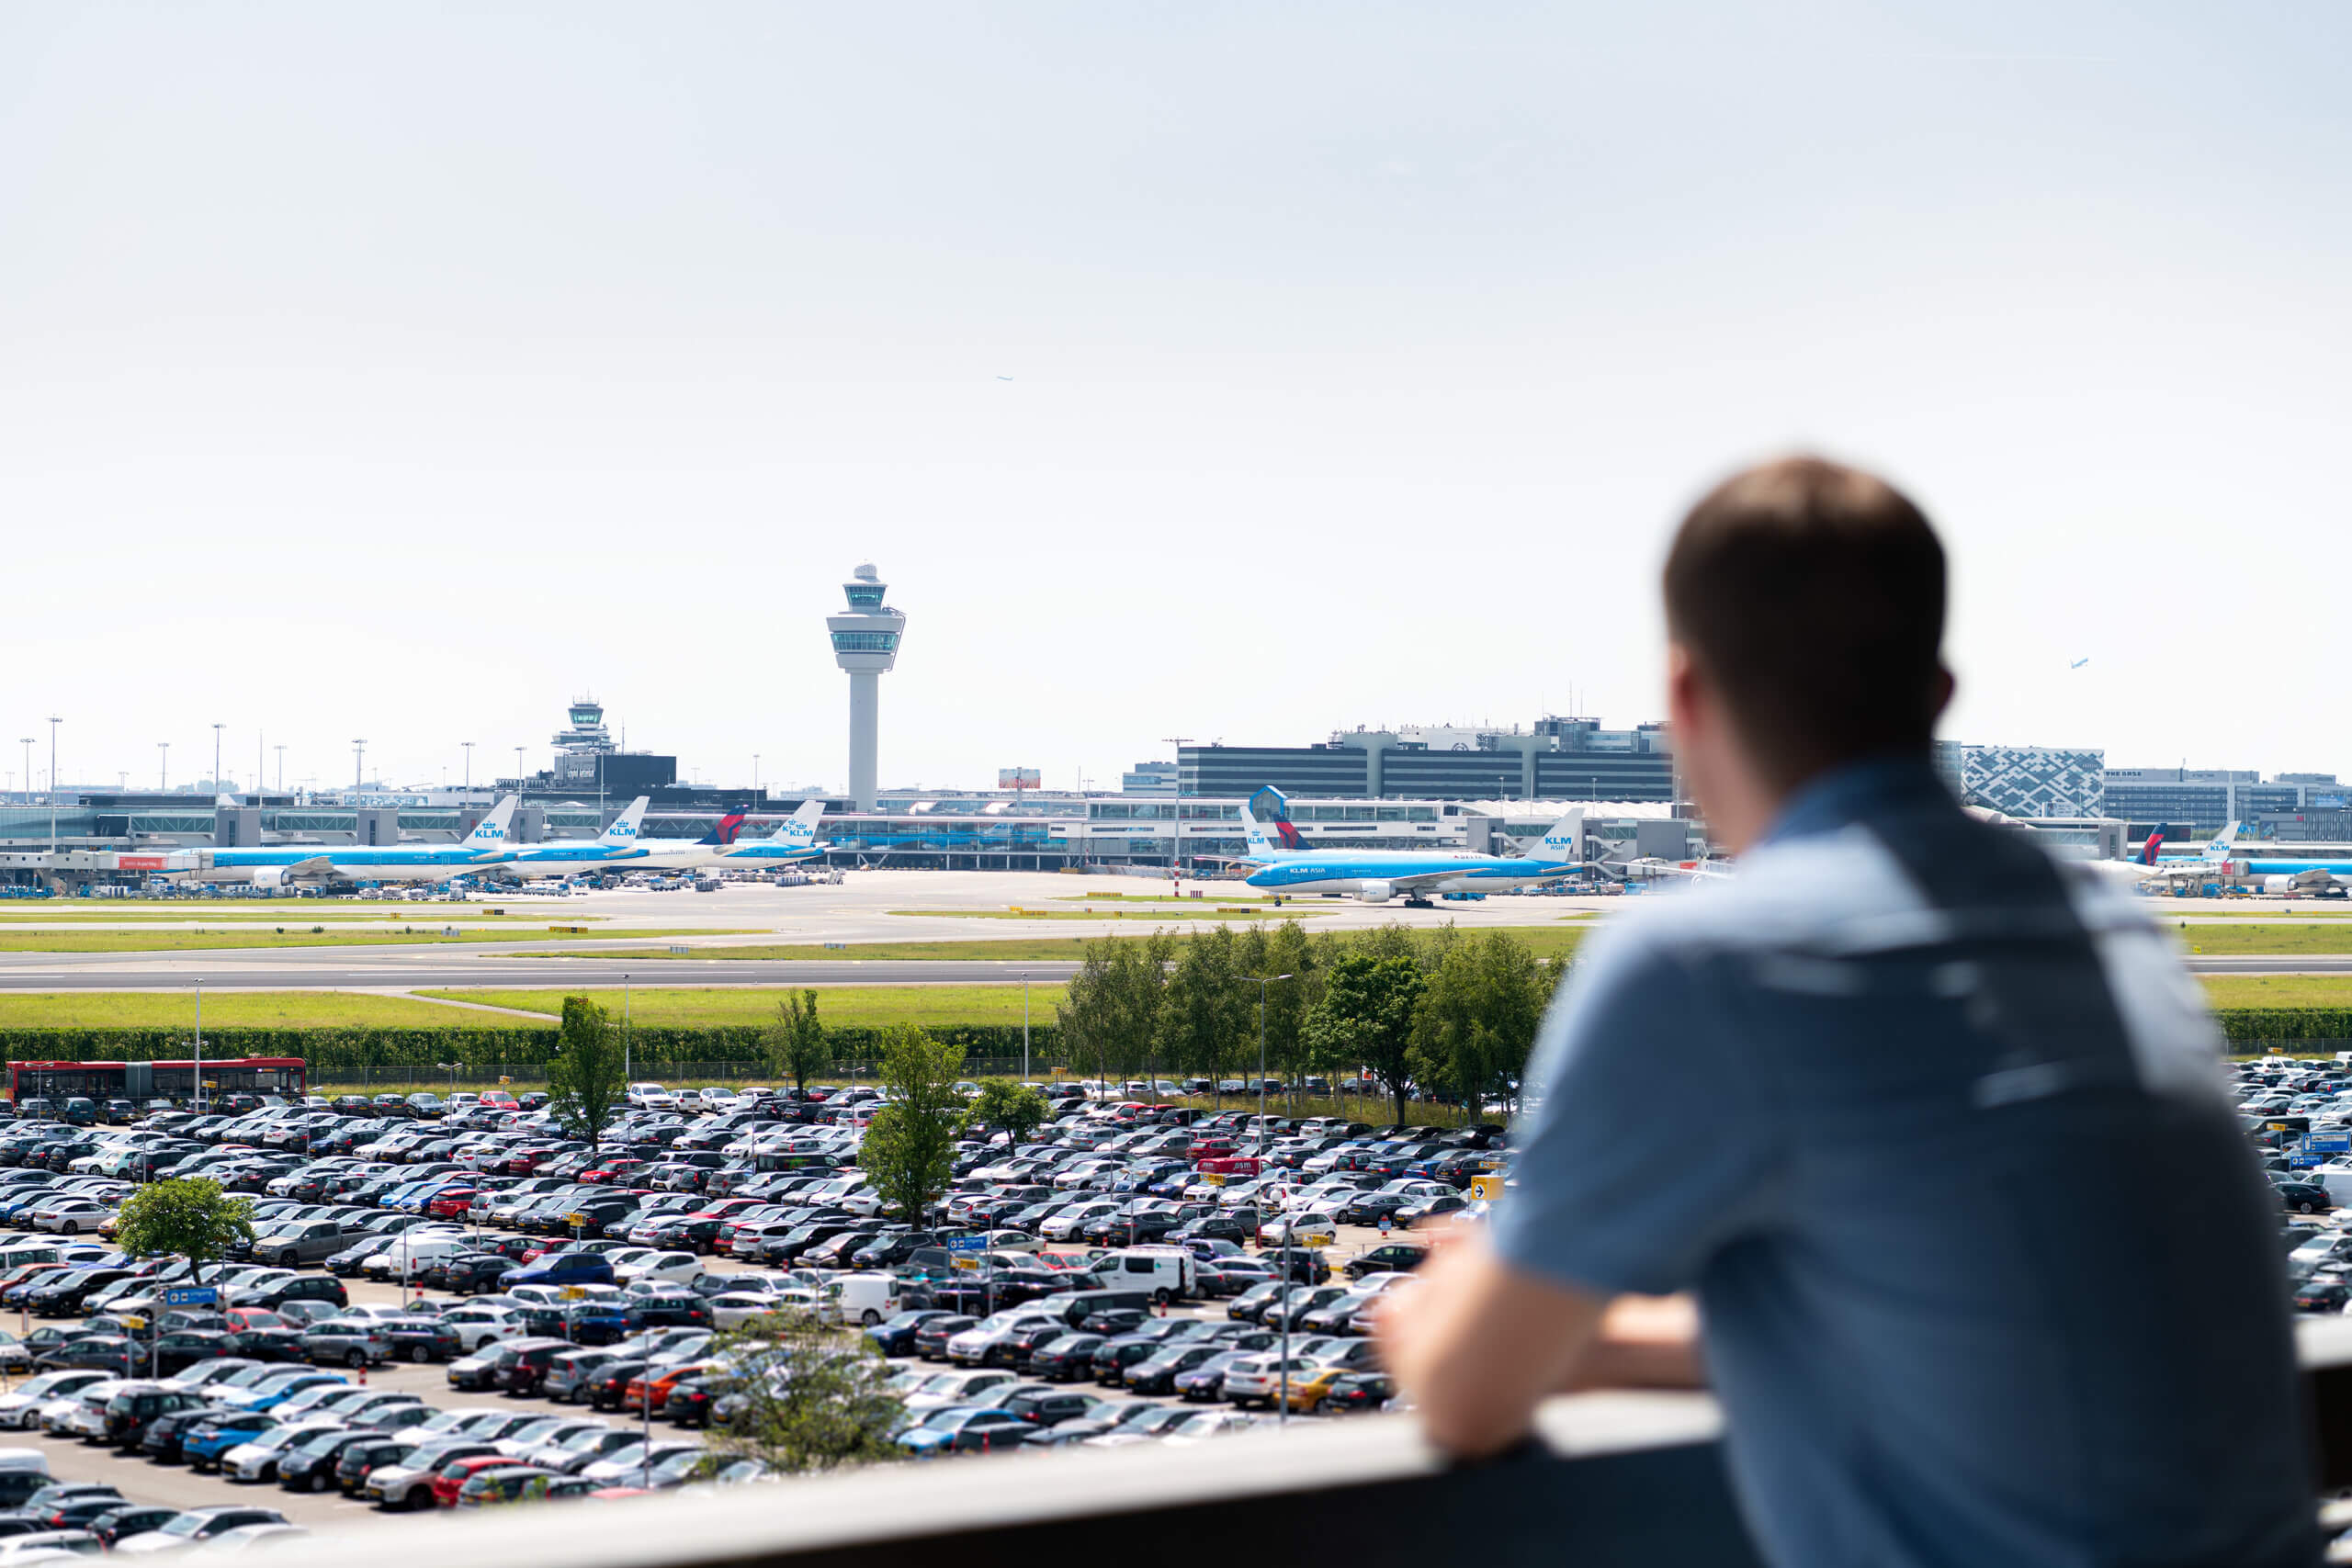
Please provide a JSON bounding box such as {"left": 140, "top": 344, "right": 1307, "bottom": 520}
{"left": 2214, "top": 1010, "right": 2352, "bottom": 1044}
{"left": 0, "top": 1024, "right": 1065, "bottom": 1079}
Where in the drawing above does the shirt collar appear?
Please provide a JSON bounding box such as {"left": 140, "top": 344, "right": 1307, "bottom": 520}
{"left": 1758, "top": 755, "right": 1951, "bottom": 847}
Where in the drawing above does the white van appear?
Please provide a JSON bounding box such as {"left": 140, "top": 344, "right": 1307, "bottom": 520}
{"left": 1088, "top": 1246, "right": 1197, "bottom": 1305}
{"left": 820, "top": 1272, "right": 902, "bottom": 1327}
{"left": 365, "top": 1235, "right": 471, "bottom": 1282}
{"left": 0, "top": 1245, "right": 61, "bottom": 1276}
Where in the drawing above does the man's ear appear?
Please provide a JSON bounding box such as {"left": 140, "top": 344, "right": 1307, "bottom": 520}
{"left": 1666, "top": 642, "right": 1703, "bottom": 739}
{"left": 1930, "top": 664, "right": 1955, "bottom": 723}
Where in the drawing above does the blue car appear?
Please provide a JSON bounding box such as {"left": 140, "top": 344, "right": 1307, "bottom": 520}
{"left": 241, "top": 1372, "right": 346, "bottom": 1412}
{"left": 865, "top": 1310, "right": 955, "bottom": 1358}
{"left": 505, "top": 1251, "right": 616, "bottom": 1289}
{"left": 182, "top": 1411, "right": 277, "bottom": 1472}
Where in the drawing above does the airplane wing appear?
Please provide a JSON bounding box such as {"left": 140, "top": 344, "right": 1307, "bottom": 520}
{"left": 281, "top": 855, "right": 337, "bottom": 880}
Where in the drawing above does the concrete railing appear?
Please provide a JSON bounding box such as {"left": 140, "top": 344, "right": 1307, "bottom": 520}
{"left": 273, "top": 1318, "right": 2352, "bottom": 1568}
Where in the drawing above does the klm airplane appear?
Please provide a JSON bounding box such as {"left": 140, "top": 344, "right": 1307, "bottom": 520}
{"left": 156, "top": 795, "right": 521, "bottom": 889}
{"left": 485, "top": 797, "right": 653, "bottom": 879}
{"left": 1238, "top": 800, "right": 1587, "bottom": 906}
{"left": 714, "top": 799, "right": 830, "bottom": 868}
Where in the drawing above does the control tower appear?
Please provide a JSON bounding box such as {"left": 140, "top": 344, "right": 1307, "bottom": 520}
{"left": 828, "top": 563, "right": 905, "bottom": 810}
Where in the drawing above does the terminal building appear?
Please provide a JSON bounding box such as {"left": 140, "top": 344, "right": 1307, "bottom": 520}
{"left": 1180, "top": 716, "right": 1679, "bottom": 802}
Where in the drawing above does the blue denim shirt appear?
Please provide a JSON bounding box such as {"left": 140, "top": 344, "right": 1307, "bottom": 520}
{"left": 1494, "top": 759, "right": 2316, "bottom": 1568}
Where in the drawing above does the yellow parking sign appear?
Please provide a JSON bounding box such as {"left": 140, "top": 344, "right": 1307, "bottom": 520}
{"left": 1469, "top": 1174, "right": 1504, "bottom": 1201}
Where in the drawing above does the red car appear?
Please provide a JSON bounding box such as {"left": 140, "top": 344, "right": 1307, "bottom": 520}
{"left": 431, "top": 1453, "right": 523, "bottom": 1508}
{"left": 582, "top": 1159, "right": 649, "bottom": 1184}
{"left": 427, "top": 1190, "right": 479, "bottom": 1219}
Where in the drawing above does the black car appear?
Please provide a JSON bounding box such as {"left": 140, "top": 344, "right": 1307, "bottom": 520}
{"left": 997, "top": 1388, "right": 1102, "bottom": 1427}
{"left": 335, "top": 1438, "right": 414, "bottom": 1497}
{"left": 910, "top": 1314, "right": 978, "bottom": 1361}
{"left": 1321, "top": 1371, "right": 1395, "bottom": 1412}
{"left": 141, "top": 1406, "right": 211, "bottom": 1464}
{"left": 1344, "top": 1242, "right": 1428, "bottom": 1281}
{"left": 586, "top": 1357, "right": 650, "bottom": 1413}
{"left": 435, "top": 1255, "right": 520, "bottom": 1295}
{"left": 275, "top": 1428, "right": 376, "bottom": 1494}
{"left": 624, "top": 1292, "right": 711, "bottom": 1329}
{"left": 89, "top": 1506, "right": 179, "bottom": 1547}
{"left": 1024, "top": 1333, "right": 1104, "bottom": 1382}
{"left": 865, "top": 1310, "right": 956, "bottom": 1358}
{"left": 2276, "top": 1178, "right": 2333, "bottom": 1214}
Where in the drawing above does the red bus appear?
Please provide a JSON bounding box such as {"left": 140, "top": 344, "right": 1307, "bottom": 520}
{"left": 6, "top": 1056, "right": 306, "bottom": 1106}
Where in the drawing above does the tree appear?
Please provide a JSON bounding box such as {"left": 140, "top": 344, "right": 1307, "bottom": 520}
{"left": 704, "top": 1308, "right": 904, "bottom": 1473}
{"left": 1412, "top": 931, "right": 1553, "bottom": 1120}
{"left": 763, "top": 989, "right": 832, "bottom": 1099}
{"left": 969, "top": 1077, "right": 1051, "bottom": 1146}
{"left": 1242, "top": 919, "right": 1320, "bottom": 1111}
{"left": 860, "top": 1026, "right": 967, "bottom": 1223}
{"left": 547, "top": 995, "right": 627, "bottom": 1151}
{"left": 1304, "top": 953, "right": 1428, "bottom": 1128}
{"left": 1054, "top": 931, "right": 1174, "bottom": 1095}
{"left": 1159, "top": 925, "right": 1250, "bottom": 1101}
{"left": 112, "top": 1177, "right": 255, "bottom": 1287}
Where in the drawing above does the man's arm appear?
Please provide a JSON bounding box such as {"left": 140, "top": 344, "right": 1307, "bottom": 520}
{"left": 1377, "top": 1230, "right": 1704, "bottom": 1458}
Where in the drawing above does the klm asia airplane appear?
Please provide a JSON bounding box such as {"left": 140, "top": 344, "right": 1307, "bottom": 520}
{"left": 154, "top": 795, "right": 521, "bottom": 889}
{"left": 1238, "top": 797, "right": 1587, "bottom": 906}
{"left": 714, "top": 798, "right": 830, "bottom": 869}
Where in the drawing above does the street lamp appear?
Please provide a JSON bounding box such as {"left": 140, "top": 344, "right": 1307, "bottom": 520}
{"left": 158, "top": 742, "right": 169, "bottom": 791}
{"left": 462, "top": 741, "right": 474, "bottom": 790}
{"left": 46, "top": 717, "right": 61, "bottom": 858}
{"left": 1244, "top": 973, "right": 1295, "bottom": 1423}
{"left": 352, "top": 739, "right": 367, "bottom": 793}
{"left": 1021, "top": 973, "right": 1030, "bottom": 1083}
{"left": 212, "top": 723, "right": 224, "bottom": 795}
{"left": 193, "top": 978, "right": 205, "bottom": 1117}
{"left": 622, "top": 975, "right": 631, "bottom": 1085}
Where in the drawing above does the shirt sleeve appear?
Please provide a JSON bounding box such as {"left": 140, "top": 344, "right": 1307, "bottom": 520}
{"left": 1489, "top": 926, "right": 1786, "bottom": 1298}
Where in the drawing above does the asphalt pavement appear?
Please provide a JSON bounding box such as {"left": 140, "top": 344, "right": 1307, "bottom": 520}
{"left": 0, "top": 953, "right": 1083, "bottom": 990}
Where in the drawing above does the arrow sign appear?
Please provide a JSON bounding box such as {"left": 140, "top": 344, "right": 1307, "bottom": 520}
{"left": 164, "top": 1286, "right": 219, "bottom": 1307}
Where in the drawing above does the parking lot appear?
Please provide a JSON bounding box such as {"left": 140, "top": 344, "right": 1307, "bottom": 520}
{"left": 0, "top": 1080, "right": 1471, "bottom": 1541}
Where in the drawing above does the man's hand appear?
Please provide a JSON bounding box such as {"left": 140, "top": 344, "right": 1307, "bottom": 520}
{"left": 1374, "top": 1230, "right": 1704, "bottom": 1458}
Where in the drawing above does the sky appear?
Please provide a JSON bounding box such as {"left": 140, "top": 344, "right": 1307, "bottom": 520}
{"left": 2, "top": 3, "right": 2346, "bottom": 797}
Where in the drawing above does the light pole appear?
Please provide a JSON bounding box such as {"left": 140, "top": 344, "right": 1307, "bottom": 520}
{"left": 158, "top": 742, "right": 169, "bottom": 791}
{"left": 514, "top": 746, "right": 525, "bottom": 782}
{"left": 274, "top": 746, "right": 285, "bottom": 793}
{"left": 212, "top": 723, "right": 224, "bottom": 795}
{"left": 753, "top": 754, "right": 761, "bottom": 791}
{"left": 352, "top": 739, "right": 367, "bottom": 793}
{"left": 47, "top": 717, "right": 61, "bottom": 857}
{"left": 462, "top": 741, "right": 473, "bottom": 790}
{"left": 622, "top": 975, "right": 631, "bottom": 1086}
{"left": 1021, "top": 973, "right": 1030, "bottom": 1083}
{"left": 1245, "top": 972, "right": 1295, "bottom": 1424}
{"left": 193, "top": 978, "right": 205, "bottom": 1116}
{"left": 17, "top": 740, "right": 28, "bottom": 812}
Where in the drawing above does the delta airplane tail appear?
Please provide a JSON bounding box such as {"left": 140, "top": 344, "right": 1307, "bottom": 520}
{"left": 600, "top": 797, "right": 650, "bottom": 845}
{"left": 1239, "top": 806, "right": 1306, "bottom": 861}
{"left": 696, "top": 808, "right": 752, "bottom": 847}
{"left": 2137, "top": 828, "right": 2165, "bottom": 867}
{"left": 463, "top": 796, "right": 520, "bottom": 850}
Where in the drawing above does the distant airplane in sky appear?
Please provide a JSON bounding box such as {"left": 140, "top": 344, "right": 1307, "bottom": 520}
{"left": 2070, "top": 658, "right": 2090, "bottom": 669}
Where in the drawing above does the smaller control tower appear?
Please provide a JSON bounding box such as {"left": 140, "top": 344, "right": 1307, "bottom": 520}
{"left": 829, "top": 563, "right": 905, "bottom": 811}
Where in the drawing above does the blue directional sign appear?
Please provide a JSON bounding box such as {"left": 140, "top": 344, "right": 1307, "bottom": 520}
{"left": 944, "top": 1235, "right": 988, "bottom": 1254}
{"left": 2310, "top": 1134, "right": 2351, "bottom": 1155}
{"left": 164, "top": 1286, "right": 219, "bottom": 1307}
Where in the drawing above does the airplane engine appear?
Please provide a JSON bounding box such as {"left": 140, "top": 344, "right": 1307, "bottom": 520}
{"left": 2266, "top": 874, "right": 2299, "bottom": 896}
{"left": 1356, "top": 881, "right": 1394, "bottom": 904}
{"left": 251, "top": 866, "right": 291, "bottom": 891}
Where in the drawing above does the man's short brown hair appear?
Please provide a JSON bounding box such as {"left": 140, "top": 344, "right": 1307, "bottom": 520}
{"left": 1664, "top": 456, "right": 1946, "bottom": 790}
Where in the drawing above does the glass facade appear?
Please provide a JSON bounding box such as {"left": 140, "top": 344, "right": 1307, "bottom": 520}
{"left": 830, "top": 631, "right": 900, "bottom": 654}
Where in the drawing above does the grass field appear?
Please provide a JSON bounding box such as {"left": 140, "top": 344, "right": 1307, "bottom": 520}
{"left": 417, "top": 985, "right": 1069, "bottom": 1027}
{"left": 2165, "top": 925, "right": 2352, "bottom": 955}
{"left": 532, "top": 925, "right": 1593, "bottom": 964}
{"left": 0, "top": 926, "right": 751, "bottom": 953}
{"left": 0, "top": 991, "right": 536, "bottom": 1028}
{"left": 0, "top": 908, "right": 598, "bottom": 922}
{"left": 2201, "top": 976, "right": 2352, "bottom": 1009}
{"left": 1050, "top": 892, "right": 1274, "bottom": 903}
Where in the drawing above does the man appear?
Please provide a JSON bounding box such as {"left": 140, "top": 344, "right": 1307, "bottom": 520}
{"left": 1378, "top": 457, "right": 2317, "bottom": 1568}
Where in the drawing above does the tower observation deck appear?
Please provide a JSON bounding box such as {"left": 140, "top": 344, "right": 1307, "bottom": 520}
{"left": 828, "top": 563, "right": 905, "bottom": 810}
